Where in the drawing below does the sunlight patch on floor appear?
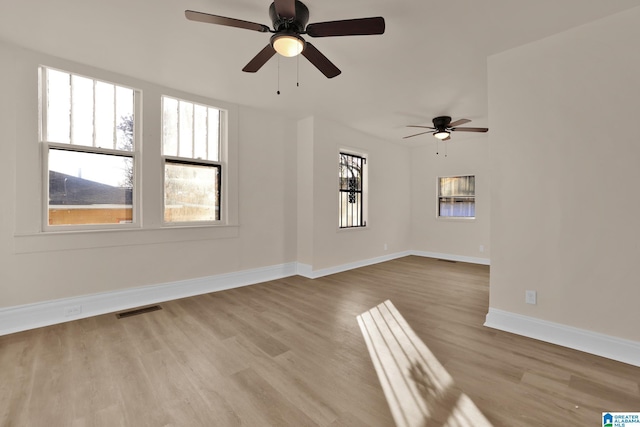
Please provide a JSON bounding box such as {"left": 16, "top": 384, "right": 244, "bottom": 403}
{"left": 357, "top": 300, "right": 493, "bottom": 427}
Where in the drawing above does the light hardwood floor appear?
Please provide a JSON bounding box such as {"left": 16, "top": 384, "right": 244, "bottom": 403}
{"left": 1, "top": 256, "right": 638, "bottom": 426}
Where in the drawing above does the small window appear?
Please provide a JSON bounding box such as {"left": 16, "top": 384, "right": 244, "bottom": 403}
{"left": 438, "top": 175, "right": 475, "bottom": 218}
{"left": 162, "top": 96, "right": 222, "bottom": 223}
{"left": 41, "top": 67, "right": 137, "bottom": 227}
{"left": 339, "top": 152, "right": 366, "bottom": 228}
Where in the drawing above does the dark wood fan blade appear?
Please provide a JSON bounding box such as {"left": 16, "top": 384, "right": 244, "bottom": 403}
{"left": 448, "top": 118, "right": 471, "bottom": 127}
{"left": 306, "top": 17, "right": 385, "bottom": 37}
{"left": 403, "top": 131, "right": 434, "bottom": 139}
{"left": 451, "top": 127, "right": 489, "bottom": 132}
{"left": 301, "top": 43, "right": 341, "bottom": 78}
{"left": 407, "top": 125, "right": 436, "bottom": 130}
{"left": 274, "top": 0, "right": 296, "bottom": 19}
{"left": 242, "top": 45, "right": 277, "bottom": 73}
{"left": 443, "top": 135, "right": 451, "bottom": 141}
{"left": 185, "top": 10, "right": 270, "bottom": 33}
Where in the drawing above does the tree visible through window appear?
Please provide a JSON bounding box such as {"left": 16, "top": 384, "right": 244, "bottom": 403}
{"left": 438, "top": 175, "right": 475, "bottom": 218}
{"left": 339, "top": 152, "right": 366, "bottom": 228}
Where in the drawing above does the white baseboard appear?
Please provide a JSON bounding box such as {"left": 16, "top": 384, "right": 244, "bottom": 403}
{"left": 412, "top": 250, "right": 490, "bottom": 266}
{"left": 296, "top": 251, "right": 413, "bottom": 279}
{"left": 484, "top": 308, "right": 640, "bottom": 367}
{"left": 0, "top": 251, "right": 487, "bottom": 337}
{"left": 296, "top": 250, "right": 488, "bottom": 279}
{"left": 0, "top": 262, "right": 297, "bottom": 336}
{"left": 6, "top": 252, "right": 636, "bottom": 368}
{"left": 296, "top": 262, "right": 314, "bottom": 278}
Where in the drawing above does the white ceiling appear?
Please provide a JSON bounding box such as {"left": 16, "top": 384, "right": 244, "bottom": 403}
{"left": 1, "top": 1, "right": 638, "bottom": 144}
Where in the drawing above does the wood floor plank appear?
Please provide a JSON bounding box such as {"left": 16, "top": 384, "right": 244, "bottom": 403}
{"left": 229, "top": 367, "right": 320, "bottom": 427}
{"left": 0, "top": 331, "right": 39, "bottom": 427}
{"left": 0, "top": 256, "right": 638, "bottom": 426}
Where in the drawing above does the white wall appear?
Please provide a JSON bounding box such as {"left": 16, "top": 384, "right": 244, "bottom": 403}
{"left": 0, "top": 42, "right": 17, "bottom": 304}
{"left": 0, "top": 41, "right": 297, "bottom": 309}
{"left": 488, "top": 7, "right": 640, "bottom": 342}
{"left": 296, "top": 117, "right": 315, "bottom": 266}
{"left": 0, "top": 39, "right": 415, "bottom": 312}
{"left": 298, "top": 117, "right": 412, "bottom": 272}
{"left": 410, "top": 136, "right": 490, "bottom": 261}
{"left": 237, "top": 106, "right": 298, "bottom": 266}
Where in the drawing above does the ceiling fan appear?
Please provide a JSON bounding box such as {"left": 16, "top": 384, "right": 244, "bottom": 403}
{"left": 185, "top": 0, "right": 385, "bottom": 78}
{"left": 404, "top": 116, "right": 489, "bottom": 141}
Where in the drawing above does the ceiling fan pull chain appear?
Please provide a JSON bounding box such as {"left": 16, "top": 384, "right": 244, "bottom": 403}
{"left": 297, "top": 54, "right": 300, "bottom": 87}
{"left": 277, "top": 56, "right": 281, "bottom": 95}
{"left": 445, "top": 143, "right": 448, "bottom": 158}
{"left": 436, "top": 140, "right": 439, "bottom": 156}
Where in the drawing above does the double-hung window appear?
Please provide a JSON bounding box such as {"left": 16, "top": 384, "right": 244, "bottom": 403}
{"left": 41, "top": 67, "right": 138, "bottom": 228}
{"left": 438, "top": 175, "right": 475, "bottom": 218}
{"left": 162, "top": 96, "right": 223, "bottom": 224}
{"left": 339, "top": 152, "right": 367, "bottom": 228}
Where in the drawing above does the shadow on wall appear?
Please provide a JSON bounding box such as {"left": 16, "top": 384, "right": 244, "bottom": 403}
{"left": 357, "top": 300, "right": 492, "bottom": 427}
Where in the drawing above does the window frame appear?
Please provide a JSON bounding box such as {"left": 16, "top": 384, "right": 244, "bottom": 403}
{"left": 162, "top": 156, "right": 222, "bottom": 224}
{"left": 40, "top": 66, "right": 142, "bottom": 231}
{"left": 436, "top": 174, "right": 476, "bottom": 219}
{"left": 338, "top": 150, "right": 368, "bottom": 229}
{"left": 15, "top": 57, "right": 239, "bottom": 254}
{"left": 160, "top": 95, "right": 227, "bottom": 226}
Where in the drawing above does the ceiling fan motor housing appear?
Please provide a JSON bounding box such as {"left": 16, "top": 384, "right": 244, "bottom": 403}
{"left": 432, "top": 116, "right": 452, "bottom": 130}
{"left": 269, "top": 0, "right": 309, "bottom": 33}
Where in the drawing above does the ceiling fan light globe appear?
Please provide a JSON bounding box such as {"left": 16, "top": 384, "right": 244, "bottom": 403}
{"left": 434, "top": 130, "right": 450, "bottom": 140}
{"left": 272, "top": 34, "right": 305, "bottom": 57}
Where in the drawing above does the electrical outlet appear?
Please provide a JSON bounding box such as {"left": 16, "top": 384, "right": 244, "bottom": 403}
{"left": 384, "top": 243, "right": 388, "bottom": 251}
{"left": 479, "top": 245, "right": 485, "bottom": 253}
{"left": 525, "top": 290, "right": 537, "bottom": 305}
{"left": 64, "top": 305, "right": 82, "bottom": 317}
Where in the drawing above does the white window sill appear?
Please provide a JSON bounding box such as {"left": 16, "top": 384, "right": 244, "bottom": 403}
{"left": 13, "top": 224, "right": 239, "bottom": 254}
{"left": 436, "top": 216, "right": 476, "bottom": 222}
{"left": 337, "top": 225, "right": 369, "bottom": 232}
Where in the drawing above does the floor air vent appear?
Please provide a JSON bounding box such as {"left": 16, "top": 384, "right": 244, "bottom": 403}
{"left": 116, "top": 305, "right": 162, "bottom": 319}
